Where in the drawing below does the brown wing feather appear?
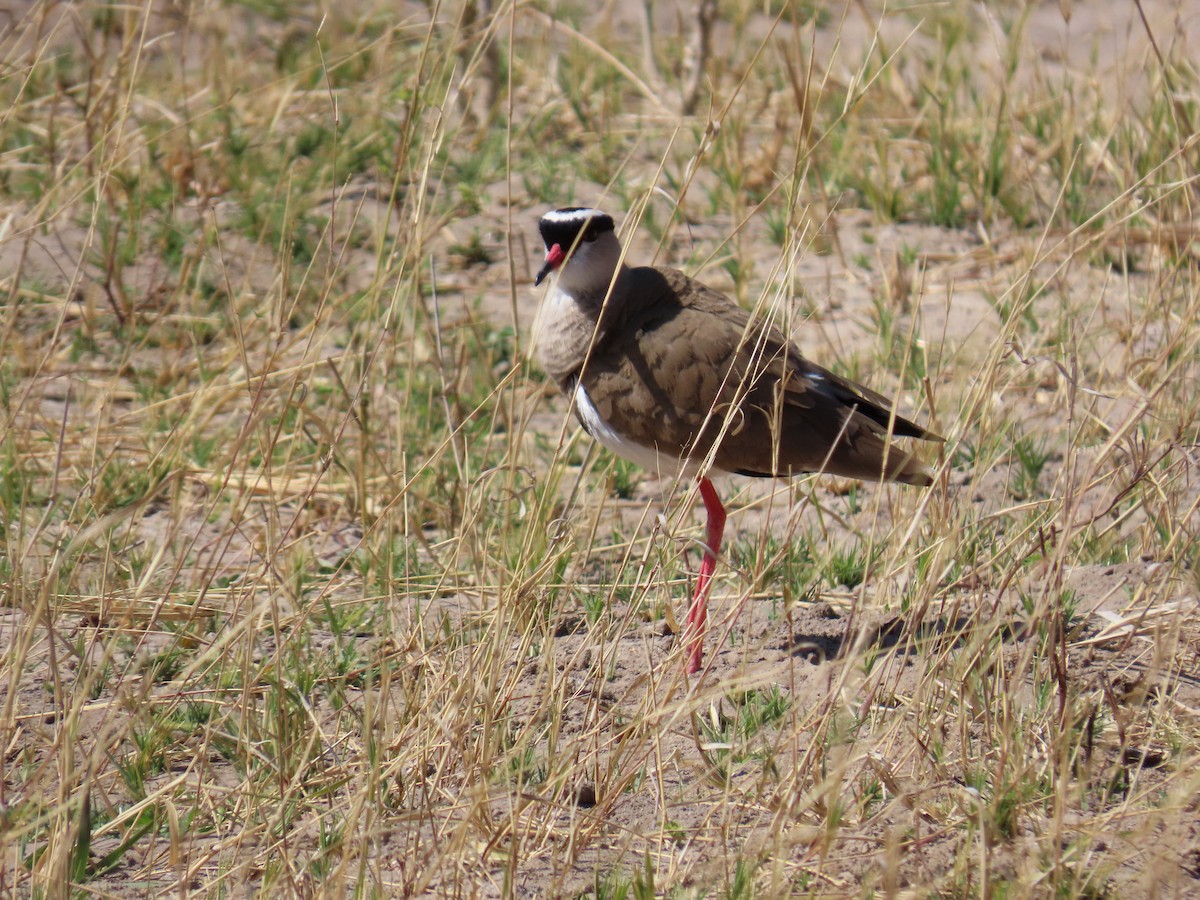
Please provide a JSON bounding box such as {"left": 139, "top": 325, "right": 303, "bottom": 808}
{"left": 580, "top": 267, "right": 940, "bottom": 484}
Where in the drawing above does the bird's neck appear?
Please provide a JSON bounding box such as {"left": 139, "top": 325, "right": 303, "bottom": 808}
{"left": 555, "top": 258, "right": 626, "bottom": 311}
{"left": 536, "top": 265, "right": 630, "bottom": 386}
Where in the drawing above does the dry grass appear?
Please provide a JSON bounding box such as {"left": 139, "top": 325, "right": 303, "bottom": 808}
{"left": 1, "top": 0, "right": 1198, "bottom": 896}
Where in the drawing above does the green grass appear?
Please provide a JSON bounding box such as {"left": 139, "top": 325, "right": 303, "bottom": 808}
{"left": 0, "top": 1, "right": 1197, "bottom": 896}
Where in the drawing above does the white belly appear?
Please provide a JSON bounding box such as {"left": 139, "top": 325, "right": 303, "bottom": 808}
{"left": 574, "top": 384, "right": 701, "bottom": 479}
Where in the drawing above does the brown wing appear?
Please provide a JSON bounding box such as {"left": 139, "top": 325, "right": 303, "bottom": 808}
{"left": 581, "top": 267, "right": 940, "bottom": 484}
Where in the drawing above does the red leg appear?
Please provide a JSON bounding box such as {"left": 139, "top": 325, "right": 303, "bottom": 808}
{"left": 685, "top": 477, "right": 726, "bottom": 674}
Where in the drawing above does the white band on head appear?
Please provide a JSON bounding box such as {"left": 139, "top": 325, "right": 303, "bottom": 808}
{"left": 540, "top": 208, "right": 606, "bottom": 225}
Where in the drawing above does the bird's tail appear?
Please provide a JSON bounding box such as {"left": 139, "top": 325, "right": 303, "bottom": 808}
{"left": 828, "top": 426, "right": 938, "bottom": 486}
{"left": 886, "top": 450, "right": 935, "bottom": 486}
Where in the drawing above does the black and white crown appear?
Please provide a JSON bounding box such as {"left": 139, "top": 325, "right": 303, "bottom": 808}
{"left": 538, "top": 207, "right": 615, "bottom": 250}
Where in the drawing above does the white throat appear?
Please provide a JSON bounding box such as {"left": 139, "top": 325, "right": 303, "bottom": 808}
{"left": 553, "top": 232, "right": 624, "bottom": 302}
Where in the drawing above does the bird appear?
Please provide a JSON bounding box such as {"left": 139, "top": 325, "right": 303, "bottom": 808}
{"left": 532, "top": 206, "right": 941, "bottom": 674}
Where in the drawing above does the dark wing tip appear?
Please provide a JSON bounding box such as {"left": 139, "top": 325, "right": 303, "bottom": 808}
{"left": 893, "top": 416, "right": 944, "bottom": 443}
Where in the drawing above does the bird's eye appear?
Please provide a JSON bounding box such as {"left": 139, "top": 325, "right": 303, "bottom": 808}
{"left": 581, "top": 231, "right": 598, "bottom": 243}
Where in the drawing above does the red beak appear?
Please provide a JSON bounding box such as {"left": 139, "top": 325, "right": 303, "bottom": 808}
{"left": 535, "top": 244, "right": 566, "bottom": 286}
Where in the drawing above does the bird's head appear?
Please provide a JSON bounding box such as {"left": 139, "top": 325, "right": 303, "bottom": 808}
{"left": 535, "top": 207, "right": 620, "bottom": 292}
